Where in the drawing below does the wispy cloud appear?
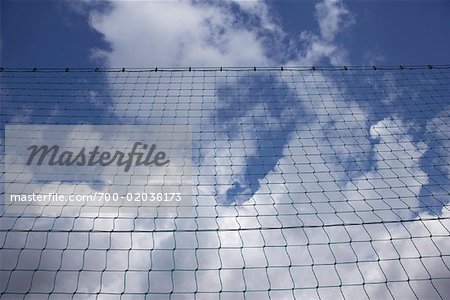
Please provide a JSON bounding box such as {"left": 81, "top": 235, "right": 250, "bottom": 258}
{"left": 316, "top": 0, "right": 353, "bottom": 42}
{"left": 294, "top": 0, "right": 355, "bottom": 65}
{"left": 72, "top": 0, "right": 354, "bottom": 67}
{"left": 5, "top": 1, "right": 441, "bottom": 298}
{"left": 86, "top": 0, "right": 274, "bottom": 67}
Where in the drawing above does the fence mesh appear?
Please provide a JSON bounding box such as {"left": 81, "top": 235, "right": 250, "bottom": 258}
{"left": 1, "top": 66, "right": 450, "bottom": 299}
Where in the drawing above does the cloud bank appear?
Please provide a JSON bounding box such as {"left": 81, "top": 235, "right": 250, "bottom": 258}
{"left": 82, "top": 0, "right": 354, "bottom": 67}
{"left": 2, "top": 1, "right": 449, "bottom": 299}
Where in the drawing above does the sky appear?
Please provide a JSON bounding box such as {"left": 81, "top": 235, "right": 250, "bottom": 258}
{"left": 1, "top": 0, "right": 450, "bottom": 68}
{"left": 1, "top": 0, "right": 450, "bottom": 299}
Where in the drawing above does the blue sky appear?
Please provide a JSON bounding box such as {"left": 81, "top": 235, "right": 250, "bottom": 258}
{"left": 1, "top": 1, "right": 450, "bottom": 298}
{"left": 1, "top": 0, "right": 449, "bottom": 212}
{"left": 1, "top": 0, "right": 450, "bottom": 67}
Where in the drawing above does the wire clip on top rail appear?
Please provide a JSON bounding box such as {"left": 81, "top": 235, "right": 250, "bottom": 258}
{"left": 1, "top": 64, "right": 450, "bottom": 73}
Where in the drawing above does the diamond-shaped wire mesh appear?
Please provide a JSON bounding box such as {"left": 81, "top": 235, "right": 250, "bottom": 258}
{"left": 1, "top": 66, "right": 450, "bottom": 299}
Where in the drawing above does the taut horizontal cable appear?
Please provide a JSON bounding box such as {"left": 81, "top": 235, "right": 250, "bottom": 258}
{"left": 1, "top": 64, "right": 450, "bottom": 72}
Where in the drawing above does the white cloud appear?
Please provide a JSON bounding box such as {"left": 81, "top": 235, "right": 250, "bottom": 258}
{"left": 88, "top": 0, "right": 271, "bottom": 67}
{"left": 7, "top": 1, "right": 449, "bottom": 298}
{"left": 248, "top": 82, "right": 448, "bottom": 298}
{"left": 427, "top": 110, "right": 450, "bottom": 182}
{"left": 347, "top": 116, "right": 428, "bottom": 218}
{"left": 230, "top": 0, "right": 283, "bottom": 35}
{"left": 73, "top": 0, "right": 354, "bottom": 67}
{"left": 315, "top": 0, "right": 353, "bottom": 43}
{"left": 293, "top": 0, "right": 355, "bottom": 65}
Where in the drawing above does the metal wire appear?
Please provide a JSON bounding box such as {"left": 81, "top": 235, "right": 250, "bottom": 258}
{"left": 1, "top": 66, "right": 449, "bottom": 299}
